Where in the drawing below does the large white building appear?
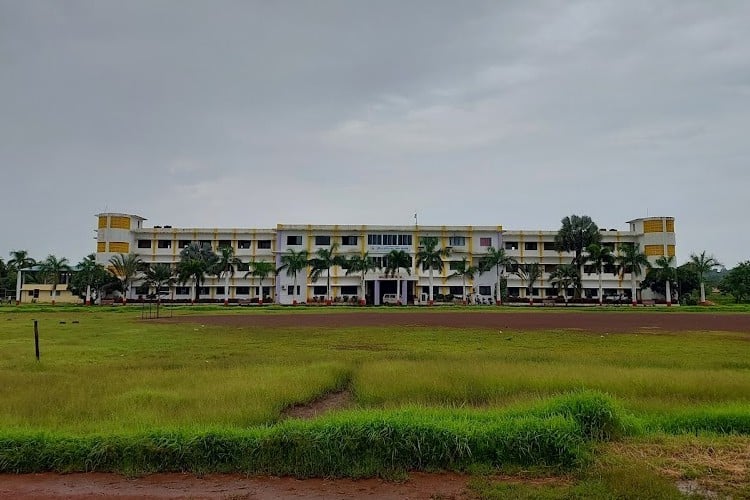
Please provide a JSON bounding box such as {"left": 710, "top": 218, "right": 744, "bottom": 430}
{"left": 94, "top": 213, "right": 676, "bottom": 305}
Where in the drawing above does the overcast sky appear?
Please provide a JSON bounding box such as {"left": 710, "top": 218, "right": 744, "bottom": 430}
{"left": 1, "top": 1, "right": 748, "bottom": 267}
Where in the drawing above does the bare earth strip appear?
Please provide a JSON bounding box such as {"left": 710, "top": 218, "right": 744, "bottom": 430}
{"left": 0, "top": 472, "right": 471, "bottom": 499}
{"left": 163, "top": 311, "right": 750, "bottom": 333}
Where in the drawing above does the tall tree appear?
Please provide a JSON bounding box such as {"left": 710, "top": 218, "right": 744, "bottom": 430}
{"left": 515, "top": 262, "right": 541, "bottom": 305}
{"left": 176, "top": 244, "right": 217, "bottom": 303}
{"left": 108, "top": 253, "right": 144, "bottom": 304}
{"left": 554, "top": 215, "right": 601, "bottom": 298}
{"left": 615, "top": 243, "right": 650, "bottom": 306}
{"left": 689, "top": 251, "right": 722, "bottom": 304}
{"left": 246, "top": 260, "right": 276, "bottom": 304}
{"left": 76, "top": 254, "right": 99, "bottom": 305}
{"left": 70, "top": 256, "right": 117, "bottom": 304}
{"left": 308, "top": 244, "right": 346, "bottom": 305}
{"left": 415, "top": 236, "right": 451, "bottom": 305}
{"left": 585, "top": 243, "right": 615, "bottom": 305}
{"left": 654, "top": 255, "right": 676, "bottom": 305}
{"left": 214, "top": 246, "right": 243, "bottom": 306}
{"left": 344, "top": 252, "right": 379, "bottom": 305}
{"left": 449, "top": 257, "right": 479, "bottom": 305}
{"left": 277, "top": 249, "right": 309, "bottom": 305}
{"left": 479, "top": 247, "right": 517, "bottom": 305}
{"left": 385, "top": 249, "right": 412, "bottom": 305}
{"left": 39, "top": 255, "right": 70, "bottom": 305}
{"left": 144, "top": 264, "right": 176, "bottom": 300}
{"left": 718, "top": 261, "right": 750, "bottom": 303}
{"left": 549, "top": 263, "right": 577, "bottom": 305}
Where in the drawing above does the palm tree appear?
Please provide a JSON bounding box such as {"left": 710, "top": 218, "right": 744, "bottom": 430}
{"left": 585, "top": 243, "right": 615, "bottom": 305}
{"left": 108, "top": 253, "right": 144, "bottom": 304}
{"left": 144, "top": 264, "right": 176, "bottom": 300}
{"left": 449, "top": 257, "right": 479, "bottom": 305}
{"left": 690, "top": 251, "right": 721, "bottom": 304}
{"left": 515, "top": 262, "right": 541, "bottom": 305}
{"left": 415, "top": 236, "right": 451, "bottom": 305}
{"left": 278, "top": 249, "right": 309, "bottom": 305}
{"left": 39, "top": 255, "right": 70, "bottom": 305}
{"left": 247, "top": 261, "right": 276, "bottom": 304}
{"left": 654, "top": 255, "right": 676, "bottom": 306}
{"left": 176, "top": 244, "right": 217, "bottom": 304}
{"left": 308, "top": 244, "right": 346, "bottom": 305}
{"left": 385, "top": 249, "right": 412, "bottom": 305}
{"left": 549, "top": 263, "right": 577, "bottom": 305}
{"left": 554, "top": 215, "right": 601, "bottom": 298}
{"left": 344, "top": 252, "right": 380, "bottom": 305}
{"left": 615, "top": 243, "right": 651, "bottom": 306}
{"left": 214, "top": 246, "right": 243, "bottom": 306}
{"left": 77, "top": 254, "right": 99, "bottom": 305}
{"left": 479, "top": 247, "right": 517, "bottom": 305}
{"left": 8, "top": 250, "right": 36, "bottom": 305}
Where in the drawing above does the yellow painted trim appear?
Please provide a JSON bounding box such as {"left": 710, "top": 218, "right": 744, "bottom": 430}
{"left": 97, "top": 242, "right": 106, "bottom": 253}
{"left": 98, "top": 216, "right": 107, "bottom": 229}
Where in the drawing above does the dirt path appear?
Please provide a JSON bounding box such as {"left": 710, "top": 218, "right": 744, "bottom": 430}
{"left": 163, "top": 311, "right": 750, "bottom": 333}
{"left": 282, "top": 389, "right": 354, "bottom": 420}
{"left": 0, "top": 472, "right": 472, "bottom": 499}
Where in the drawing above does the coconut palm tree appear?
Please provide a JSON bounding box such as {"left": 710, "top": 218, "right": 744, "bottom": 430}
{"left": 654, "top": 255, "right": 676, "bottom": 306}
{"left": 8, "top": 250, "right": 36, "bottom": 305}
{"left": 108, "top": 253, "right": 145, "bottom": 304}
{"left": 247, "top": 260, "right": 276, "bottom": 304}
{"left": 214, "top": 246, "right": 243, "bottom": 305}
{"left": 38, "top": 255, "right": 70, "bottom": 305}
{"left": 385, "top": 249, "right": 412, "bottom": 305}
{"left": 76, "top": 254, "right": 99, "bottom": 305}
{"left": 176, "top": 244, "right": 217, "bottom": 304}
{"left": 278, "top": 249, "right": 309, "bottom": 305}
{"left": 308, "top": 244, "right": 346, "bottom": 305}
{"left": 549, "top": 263, "right": 577, "bottom": 305}
{"left": 479, "top": 247, "right": 517, "bottom": 305}
{"left": 344, "top": 252, "right": 379, "bottom": 305}
{"left": 554, "top": 215, "right": 601, "bottom": 298}
{"left": 415, "top": 236, "right": 451, "bottom": 305}
{"left": 515, "top": 262, "right": 541, "bottom": 305}
{"left": 615, "top": 243, "right": 651, "bottom": 306}
{"left": 689, "top": 251, "right": 721, "bottom": 304}
{"left": 585, "top": 243, "right": 615, "bottom": 305}
{"left": 449, "top": 257, "right": 479, "bottom": 305}
{"left": 144, "top": 264, "right": 176, "bottom": 300}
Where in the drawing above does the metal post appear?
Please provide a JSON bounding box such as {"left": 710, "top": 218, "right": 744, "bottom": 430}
{"left": 34, "top": 320, "right": 40, "bottom": 361}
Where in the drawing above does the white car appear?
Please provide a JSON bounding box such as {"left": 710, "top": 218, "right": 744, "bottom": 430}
{"left": 382, "top": 294, "right": 399, "bottom": 305}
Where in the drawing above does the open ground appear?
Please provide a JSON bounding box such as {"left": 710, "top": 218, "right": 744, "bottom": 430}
{"left": 1, "top": 306, "right": 749, "bottom": 498}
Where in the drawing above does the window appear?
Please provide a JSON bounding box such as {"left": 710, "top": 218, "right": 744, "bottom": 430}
{"left": 479, "top": 286, "right": 491, "bottom": 296}
{"left": 340, "top": 286, "right": 358, "bottom": 295}
{"left": 215, "top": 286, "right": 225, "bottom": 295}
{"left": 175, "top": 287, "right": 190, "bottom": 295}
{"left": 313, "top": 286, "right": 327, "bottom": 295}
{"left": 524, "top": 242, "right": 537, "bottom": 251}
{"left": 398, "top": 234, "right": 412, "bottom": 246}
{"left": 367, "top": 234, "right": 382, "bottom": 245}
{"left": 236, "top": 287, "right": 250, "bottom": 295}
{"left": 506, "top": 263, "right": 519, "bottom": 273}
{"left": 158, "top": 240, "right": 171, "bottom": 249}
{"left": 199, "top": 287, "right": 210, "bottom": 295}
{"left": 449, "top": 236, "right": 466, "bottom": 246}
{"left": 237, "top": 240, "right": 251, "bottom": 249}
{"left": 383, "top": 234, "right": 398, "bottom": 245}
{"left": 449, "top": 286, "right": 463, "bottom": 296}
{"left": 287, "top": 286, "right": 294, "bottom": 295}
{"left": 199, "top": 240, "right": 212, "bottom": 249}
{"left": 504, "top": 241, "right": 517, "bottom": 250}
{"left": 287, "top": 235, "right": 302, "bottom": 245}
{"left": 543, "top": 242, "right": 557, "bottom": 251}
{"left": 137, "top": 239, "right": 151, "bottom": 249}
{"left": 178, "top": 240, "right": 191, "bottom": 249}
{"left": 218, "top": 240, "right": 232, "bottom": 249}
{"left": 544, "top": 264, "right": 557, "bottom": 273}
{"left": 237, "top": 262, "right": 250, "bottom": 272}
{"left": 479, "top": 237, "right": 491, "bottom": 247}
{"left": 135, "top": 285, "right": 148, "bottom": 295}
{"left": 257, "top": 240, "right": 271, "bottom": 249}
{"left": 315, "top": 235, "right": 330, "bottom": 246}
{"left": 449, "top": 261, "right": 463, "bottom": 270}
{"left": 341, "top": 235, "right": 357, "bottom": 246}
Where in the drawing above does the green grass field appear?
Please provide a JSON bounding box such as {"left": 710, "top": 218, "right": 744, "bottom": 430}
{"left": 1, "top": 305, "right": 749, "bottom": 496}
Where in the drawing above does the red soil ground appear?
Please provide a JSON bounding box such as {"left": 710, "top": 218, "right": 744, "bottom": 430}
{"left": 164, "top": 310, "right": 750, "bottom": 333}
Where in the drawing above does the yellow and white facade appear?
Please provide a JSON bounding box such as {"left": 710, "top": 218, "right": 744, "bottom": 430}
{"left": 94, "top": 213, "right": 676, "bottom": 304}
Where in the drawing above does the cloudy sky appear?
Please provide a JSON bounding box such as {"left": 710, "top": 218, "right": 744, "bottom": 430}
{"left": 1, "top": 1, "right": 748, "bottom": 267}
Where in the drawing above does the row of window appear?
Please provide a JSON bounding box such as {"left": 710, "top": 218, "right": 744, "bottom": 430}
{"left": 504, "top": 242, "right": 619, "bottom": 252}
{"left": 286, "top": 235, "right": 359, "bottom": 246}
{"left": 137, "top": 239, "right": 273, "bottom": 250}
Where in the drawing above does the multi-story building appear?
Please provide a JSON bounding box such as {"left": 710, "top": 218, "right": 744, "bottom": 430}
{"left": 94, "top": 213, "right": 676, "bottom": 305}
